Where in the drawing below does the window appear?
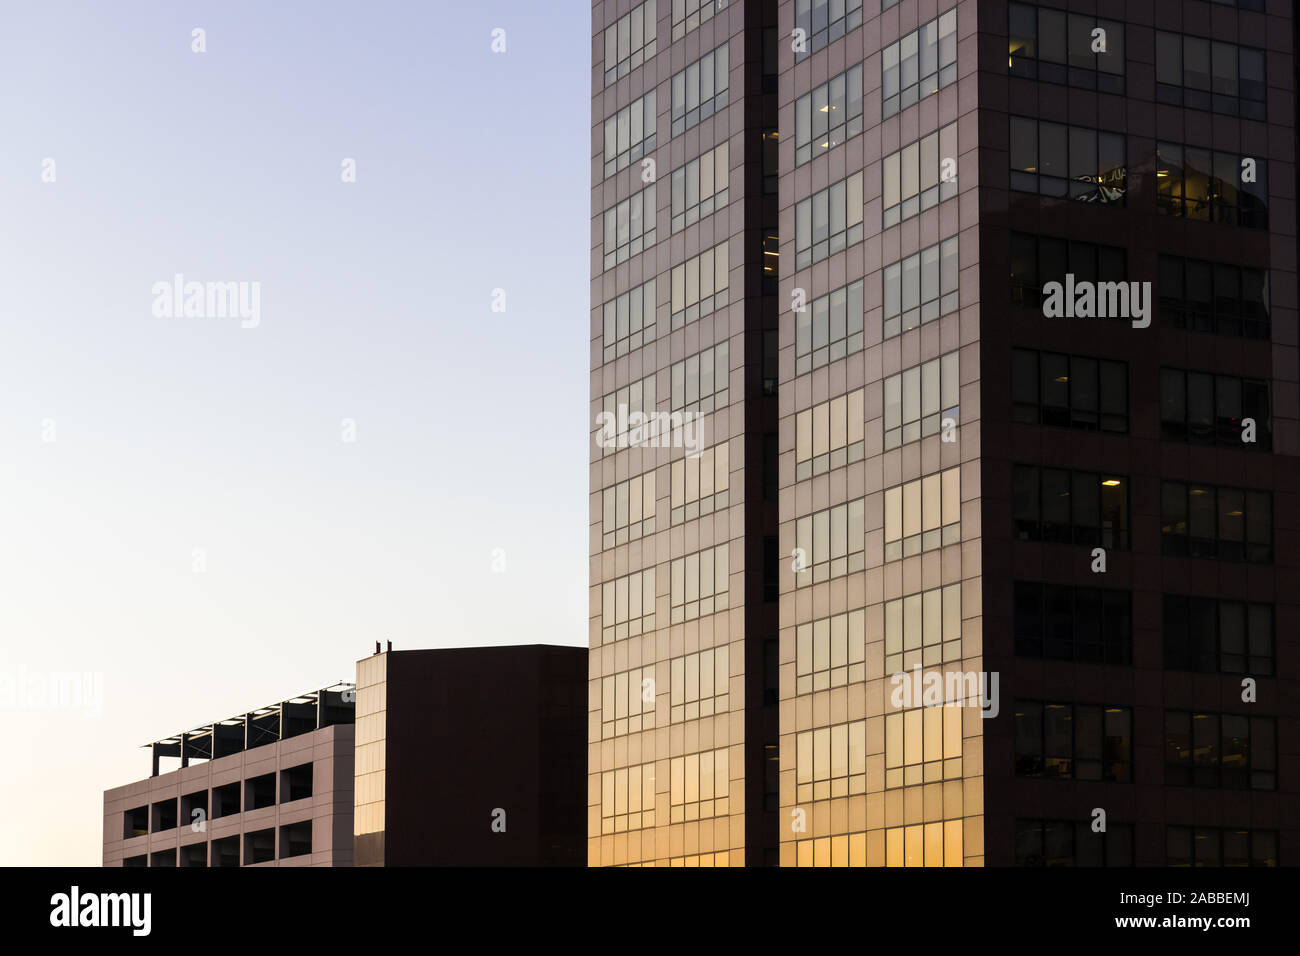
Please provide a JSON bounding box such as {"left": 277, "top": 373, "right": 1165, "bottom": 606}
{"left": 1014, "top": 581, "right": 1131, "bottom": 664}
{"left": 281, "top": 764, "right": 312, "bottom": 802}
{"left": 793, "top": 0, "right": 864, "bottom": 60}
{"left": 244, "top": 829, "right": 274, "bottom": 865}
{"left": 1165, "top": 711, "right": 1276, "bottom": 790}
{"left": 795, "top": 171, "right": 863, "bottom": 268}
{"left": 672, "top": 0, "right": 726, "bottom": 41}
{"left": 670, "top": 342, "right": 729, "bottom": 414}
{"left": 1008, "top": 4, "right": 1124, "bottom": 93}
{"left": 796, "top": 388, "right": 865, "bottom": 479}
{"left": 670, "top": 747, "right": 730, "bottom": 822}
{"left": 795, "top": 609, "right": 866, "bottom": 694}
{"left": 1164, "top": 596, "right": 1273, "bottom": 676}
{"left": 795, "top": 65, "right": 864, "bottom": 165}
{"left": 884, "top": 468, "right": 961, "bottom": 561}
{"left": 1009, "top": 232, "right": 1125, "bottom": 310}
{"left": 601, "top": 566, "right": 657, "bottom": 643}
{"left": 1156, "top": 33, "right": 1266, "bottom": 119}
{"left": 602, "top": 183, "right": 657, "bottom": 269}
{"left": 1011, "top": 349, "right": 1127, "bottom": 432}
{"left": 601, "top": 760, "right": 656, "bottom": 833}
{"left": 794, "top": 500, "right": 866, "bottom": 585}
{"left": 671, "top": 441, "right": 729, "bottom": 523}
{"left": 1012, "top": 465, "right": 1129, "bottom": 550}
{"left": 881, "top": 821, "right": 964, "bottom": 867}
{"left": 884, "top": 237, "right": 959, "bottom": 339}
{"left": 1167, "top": 827, "right": 1277, "bottom": 867}
{"left": 883, "top": 10, "right": 958, "bottom": 118}
{"left": 603, "top": 92, "right": 657, "bottom": 178}
{"left": 1160, "top": 368, "right": 1270, "bottom": 450}
{"left": 1010, "top": 117, "right": 1126, "bottom": 204}
{"left": 670, "top": 543, "right": 730, "bottom": 622}
{"left": 671, "top": 43, "right": 729, "bottom": 136}
{"left": 883, "top": 123, "right": 959, "bottom": 227}
{"left": 1015, "top": 701, "right": 1132, "bottom": 781}
{"left": 151, "top": 799, "right": 177, "bottom": 833}
{"left": 884, "top": 352, "right": 959, "bottom": 450}
{"left": 671, "top": 142, "right": 729, "bottom": 232}
{"left": 601, "top": 664, "right": 656, "bottom": 738}
{"left": 885, "top": 583, "right": 962, "bottom": 674}
{"left": 1160, "top": 481, "right": 1272, "bottom": 563}
{"left": 601, "top": 472, "right": 656, "bottom": 549}
{"left": 670, "top": 645, "right": 729, "bottom": 721}
{"left": 886, "top": 706, "right": 963, "bottom": 788}
{"left": 795, "top": 720, "right": 866, "bottom": 801}
{"left": 280, "top": 821, "right": 311, "bottom": 859}
{"left": 123, "top": 805, "right": 148, "bottom": 838}
{"left": 795, "top": 279, "right": 863, "bottom": 374}
{"left": 601, "top": 278, "right": 656, "bottom": 362}
{"left": 1156, "top": 142, "right": 1268, "bottom": 229}
{"left": 670, "top": 240, "right": 729, "bottom": 328}
{"left": 598, "top": 372, "right": 657, "bottom": 457}
{"left": 1017, "top": 820, "right": 1134, "bottom": 866}
{"left": 1157, "top": 255, "right": 1269, "bottom": 339}
{"left": 604, "top": 1, "right": 657, "bottom": 87}
{"left": 761, "top": 128, "right": 778, "bottom": 192}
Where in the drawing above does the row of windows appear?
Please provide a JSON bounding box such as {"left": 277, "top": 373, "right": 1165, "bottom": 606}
{"left": 670, "top": 341, "right": 729, "bottom": 414}
{"left": 883, "top": 237, "right": 959, "bottom": 340}
{"left": 123, "top": 825, "right": 313, "bottom": 868}
{"left": 602, "top": 183, "right": 657, "bottom": 269}
{"left": 794, "top": 65, "right": 863, "bottom": 167}
{"left": 794, "top": 280, "right": 863, "bottom": 375}
{"left": 671, "top": 43, "right": 728, "bottom": 137}
{"left": 671, "top": 645, "right": 729, "bottom": 722}
{"left": 1017, "top": 821, "right": 1277, "bottom": 867}
{"left": 1157, "top": 142, "right": 1268, "bottom": 230}
{"left": 792, "top": 822, "right": 964, "bottom": 867}
{"left": 1160, "top": 369, "right": 1270, "bottom": 449}
{"left": 886, "top": 704, "right": 963, "bottom": 789}
{"left": 1166, "top": 711, "right": 1276, "bottom": 791}
{"left": 603, "top": 91, "right": 656, "bottom": 179}
{"left": 883, "top": 122, "right": 958, "bottom": 228}
{"left": 1158, "top": 255, "right": 1269, "bottom": 340}
{"left": 1161, "top": 481, "right": 1272, "bottom": 563}
{"left": 601, "top": 278, "right": 656, "bottom": 362}
{"left": 793, "top": 0, "right": 864, "bottom": 61}
{"left": 670, "top": 142, "right": 729, "bottom": 234}
{"left": 1012, "top": 466, "right": 1128, "bottom": 550}
{"left": 672, "top": 0, "right": 726, "bottom": 42}
{"left": 597, "top": 373, "right": 656, "bottom": 457}
{"left": 1167, "top": 827, "right": 1277, "bottom": 868}
{"left": 602, "top": 0, "right": 656, "bottom": 88}
{"left": 669, "top": 543, "right": 730, "bottom": 623}
{"left": 1011, "top": 348, "right": 1128, "bottom": 433}
{"left": 795, "top": 608, "right": 866, "bottom": 696}
{"left": 670, "top": 240, "right": 729, "bottom": 329}
{"left": 670, "top": 441, "right": 729, "bottom": 524}
{"left": 882, "top": 10, "right": 958, "bottom": 119}
{"left": 1165, "top": 595, "right": 1273, "bottom": 676}
{"left": 600, "top": 665, "right": 656, "bottom": 739}
{"left": 883, "top": 352, "right": 959, "bottom": 450}
{"left": 600, "top": 567, "right": 657, "bottom": 643}
{"left": 1015, "top": 701, "right": 1132, "bottom": 781}
{"left": 1156, "top": 32, "right": 1266, "bottom": 120}
{"left": 795, "top": 171, "right": 864, "bottom": 269}
{"left": 794, "top": 500, "right": 867, "bottom": 585}
{"left": 1009, "top": 232, "right": 1126, "bottom": 310}
{"left": 600, "top": 761, "right": 656, "bottom": 834}
{"left": 795, "top": 388, "right": 865, "bottom": 479}
{"left": 1009, "top": 117, "right": 1126, "bottom": 204}
{"left": 1008, "top": 4, "right": 1124, "bottom": 93}
{"left": 794, "top": 719, "right": 866, "bottom": 802}
{"left": 885, "top": 583, "right": 963, "bottom": 675}
{"left": 669, "top": 747, "right": 730, "bottom": 822}
{"left": 601, "top": 473, "right": 656, "bottom": 550}
{"left": 1013, "top": 581, "right": 1132, "bottom": 665}
{"left": 883, "top": 467, "right": 961, "bottom": 561}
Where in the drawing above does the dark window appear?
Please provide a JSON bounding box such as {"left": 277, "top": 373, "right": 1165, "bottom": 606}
{"left": 1165, "top": 711, "right": 1276, "bottom": 790}
{"left": 280, "top": 821, "right": 312, "bottom": 858}
{"left": 1167, "top": 827, "right": 1277, "bottom": 867}
{"left": 1016, "top": 819, "right": 1134, "bottom": 866}
{"left": 1164, "top": 596, "right": 1274, "bottom": 675}
{"left": 1010, "top": 117, "right": 1125, "bottom": 204}
{"left": 761, "top": 228, "right": 779, "bottom": 295}
{"left": 1009, "top": 4, "right": 1124, "bottom": 93}
{"left": 151, "top": 798, "right": 177, "bottom": 833}
{"left": 1010, "top": 232, "right": 1125, "bottom": 309}
{"left": 1015, "top": 700, "right": 1132, "bottom": 782}
{"left": 281, "top": 763, "right": 313, "bottom": 802}
{"left": 1157, "top": 142, "right": 1268, "bottom": 230}
{"left": 246, "top": 772, "right": 276, "bottom": 811}
{"left": 123, "top": 805, "right": 148, "bottom": 839}
{"left": 1155, "top": 32, "right": 1266, "bottom": 119}
{"left": 1012, "top": 348, "right": 1127, "bottom": 433}
{"left": 1014, "top": 581, "right": 1131, "bottom": 664}
{"left": 1013, "top": 465, "right": 1129, "bottom": 549}
{"left": 1160, "top": 482, "right": 1272, "bottom": 563}
{"left": 244, "top": 828, "right": 276, "bottom": 865}
{"left": 150, "top": 849, "right": 177, "bottom": 868}
{"left": 211, "top": 835, "right": 240, "bottom": 868}
{"left": 761, "top": 129, "right": 779, "bottom": 194}
{"left": 1160, "top": 368, "right": 1270, "bottom": 449}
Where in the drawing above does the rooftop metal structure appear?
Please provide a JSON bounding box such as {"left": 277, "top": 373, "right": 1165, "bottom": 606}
{"left": 141, "top": 683, "right": 357, "bottom": 777}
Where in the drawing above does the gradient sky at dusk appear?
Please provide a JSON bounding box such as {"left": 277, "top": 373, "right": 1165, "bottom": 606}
{"left": 0, "top": 0, "right": 590, "bottom": 865}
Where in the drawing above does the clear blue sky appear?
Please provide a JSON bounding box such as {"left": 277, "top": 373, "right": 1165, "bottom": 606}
{"left": 0, "top": 0, "right": 590, "bottom": 865}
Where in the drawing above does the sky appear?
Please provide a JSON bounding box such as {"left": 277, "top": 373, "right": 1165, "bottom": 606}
{"left": 0, "top": 0, "right": 591, "bottom": 865}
